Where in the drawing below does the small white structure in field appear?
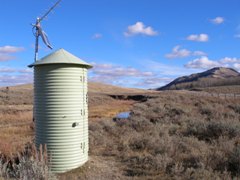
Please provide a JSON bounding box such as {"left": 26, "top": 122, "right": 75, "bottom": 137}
{"left": 29, "top": 48, "right": 92, "bottom": 173}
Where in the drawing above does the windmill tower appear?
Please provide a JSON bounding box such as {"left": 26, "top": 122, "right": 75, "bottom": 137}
{"left": 29, "top": 1, "right": 92, "bottom": 173}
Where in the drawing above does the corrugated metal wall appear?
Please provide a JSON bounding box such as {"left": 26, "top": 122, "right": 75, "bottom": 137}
{"left": 34, "top": 64, "right": 88, "bottom": 173}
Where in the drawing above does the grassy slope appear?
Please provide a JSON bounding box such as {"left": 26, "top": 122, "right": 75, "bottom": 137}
{"left": 196, "top": 85, "right": 240, "bottom": 94}
{"left": 0, "top": 82, "right": 146, "bottom": 95}
{"left": 88, "top": 82, "right": 147, "bottom": 94}
{"left": 0, "top": 82, "right": 148, "bottom": 157}
{"left": 60, "top": 92, "right": 240, "bottom": 179}
{"left": 1, "top": 83, "right": 240, "bottom": 179}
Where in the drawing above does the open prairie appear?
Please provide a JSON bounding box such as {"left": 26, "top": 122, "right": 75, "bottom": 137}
{"left": 0, "top": 83, "right": 147, "bottom": 157}
{"left": 0, "top": 83, "right": 240, "bottom": 179}
{"left": 195, "top": 85, "right": 240, "bottom": 94}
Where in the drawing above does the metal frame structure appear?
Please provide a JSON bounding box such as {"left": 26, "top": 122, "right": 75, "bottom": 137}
{"left": 32, "top": 0, "right": 62, "bottom": 62}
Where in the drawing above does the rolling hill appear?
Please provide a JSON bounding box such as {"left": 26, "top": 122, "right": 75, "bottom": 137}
{"left": 0, "top": 82, "right": 148, "bottom": 105}
{"left": 157, "top": 67, "right": 240, "bottom": 91}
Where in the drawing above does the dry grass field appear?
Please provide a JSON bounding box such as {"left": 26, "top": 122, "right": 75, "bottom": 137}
{"left": 0, "top": 83, "right": 146, "bottom": 158}
{"left": 60, "top": 91, "right": 240, "bottom": 179}
{"left": 196, "top": 85, "right": 240, "bottom": 94}
{"left": 0, "top": 85, "right": 34, "bottom": 158}
{"left": 1, "top": 83, "right": 240, "bottom": 179}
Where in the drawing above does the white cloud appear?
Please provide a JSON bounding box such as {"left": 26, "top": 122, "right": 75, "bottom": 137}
{"left": 0, "top": 66, "right": 33, "bottom": 86}
{"left": 185, "top": 56, "right": 240, "bottom": 71}
{"left": 0, "top": 74, "right": 33, "bottom": 87}
{"left": 0, "top": 46, "right": 24, "bottom": 53}
{"left": 90, "top": 63, "right": 153, "bottom": 78}
{"left": 124, "top": 22, "right": 158, "bottom": 37}
{"left": 192, "top": 51, "right": 207, "bottom": 56}
{"left": 219, "top": 57, "right": 240, "bottom": 64}
{"left": 210, "top": 17, "right": 225, "bottom": 24}
{"left": 186, "top": 34, "right": 209, "bottom": 42}
{"left": 0, "top": 67, "right": 16, "bottom": 73}
{"left": 165, "top": 45, "right": 191, "bottom": 59}
{"left": 185, "top": 56, "right": 220, "bottom": 69}
{"left": 233, "top": 63, "right": 240, "bottom": 71}
{"left": 92, "top": 33, "right": 102, "bottom": 39}
{"left": 142, "top": 60, "right": 199, "bottom": 76}
{"left": 0, "top": 53, "right": 14, "bottom": 62}
{"left": 0, "top": 45, "right": 25, "bottom": 61}
{"left": 88, "top": 62, "right": 181, "bottom": 89}
{"left": 165, "top": 45, "right": 207, "bottom": 59}
{"left": 136, "top": 77, "right": 173, "bottom": 88}
{"left": 0, "top": 67, "right": 33, "bottom": 73}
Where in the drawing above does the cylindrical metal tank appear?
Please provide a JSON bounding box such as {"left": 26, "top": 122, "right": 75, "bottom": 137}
{"left": 29, "top": 48, "right": 92, "bottom": 173}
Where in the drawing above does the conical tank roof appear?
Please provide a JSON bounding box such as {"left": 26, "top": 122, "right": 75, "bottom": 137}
{"left": 28, "top": 48, "right": 92, "bottom": 68}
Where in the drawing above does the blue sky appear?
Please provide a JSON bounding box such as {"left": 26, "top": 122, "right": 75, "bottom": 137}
{"left": 0, "top": 0, "right": 240, "bottom": 88}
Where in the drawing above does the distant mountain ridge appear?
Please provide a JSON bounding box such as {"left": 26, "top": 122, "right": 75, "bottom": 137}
{"left": 157, "top": 67, "right": 240, "bottom": 90}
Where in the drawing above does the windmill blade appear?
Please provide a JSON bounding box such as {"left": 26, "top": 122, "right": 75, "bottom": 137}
{"left": 38, "top": 27, "right": 53, "bottom": 49}
{"left": 39, "top": 0, "right": 62, "bottom": 22}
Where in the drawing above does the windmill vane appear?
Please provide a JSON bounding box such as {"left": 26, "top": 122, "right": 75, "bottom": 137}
{"left": 32, "top": 0, "right": 62, "bottom": 62}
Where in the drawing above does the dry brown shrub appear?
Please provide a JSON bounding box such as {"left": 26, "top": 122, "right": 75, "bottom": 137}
{"left": 88, "top": 92, "right": 240, "bottom": 179}
{"left": 0, "top": 144, "right": 56, "bottom": 180}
